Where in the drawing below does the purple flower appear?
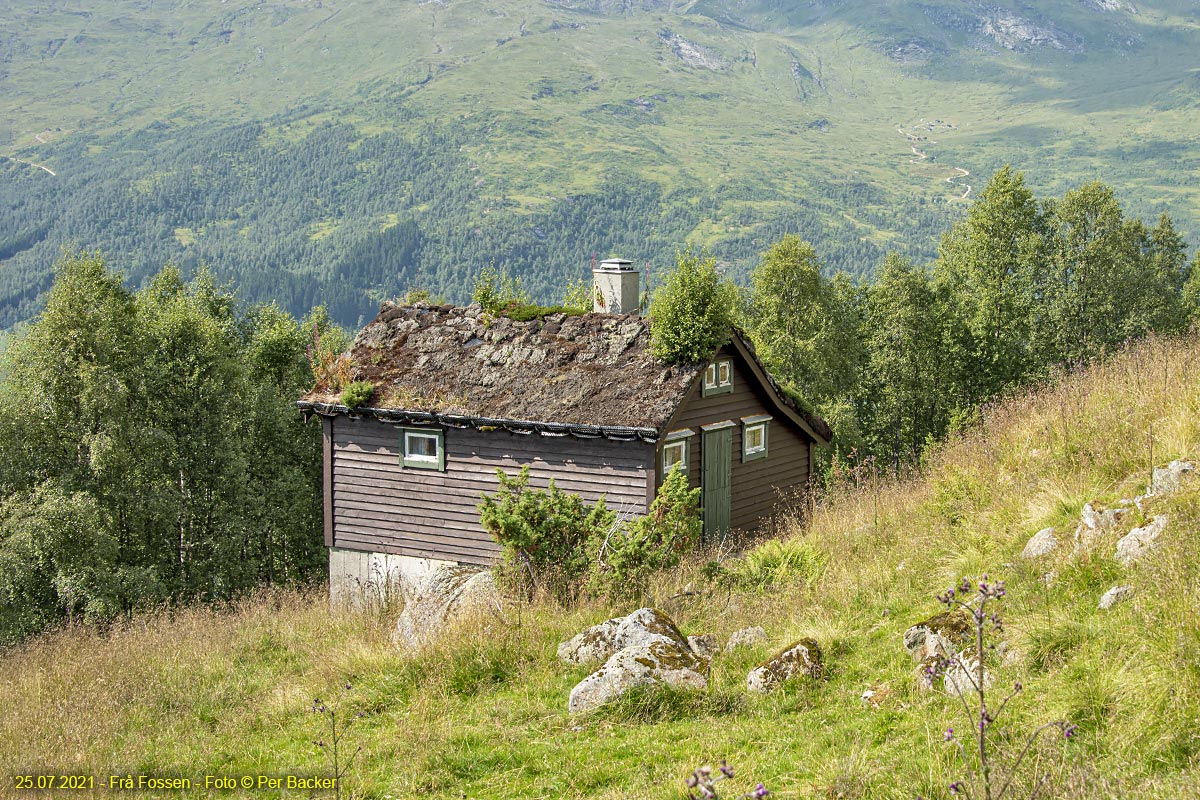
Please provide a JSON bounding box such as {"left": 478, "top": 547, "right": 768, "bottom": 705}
{"left": 754, "top": 783, "right": 769, "bottom": 798}
{"left": 944, "top": 727, "right": 954, "bottom": 741}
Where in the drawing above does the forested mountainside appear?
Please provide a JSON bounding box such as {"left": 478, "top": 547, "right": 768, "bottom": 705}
{"left": 3, "top": 0, "right": 1200, "bottom": 326}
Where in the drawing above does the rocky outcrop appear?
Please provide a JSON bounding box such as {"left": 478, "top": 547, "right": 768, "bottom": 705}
{"left": 1115, "top": 515, "right": 1168, "bottom": 566}
{"left": 746, "top": 638, "right": 823, "bottom": 693}
{"left": 944, "top": 651, "right": 992, "bottom": 698}
{"left": 1074, "top": 502, "right": 1127, "bottom": 553}
{"left": 979, "top": 11, "right": 1083, "bottom": 53}
{"left": 1098, "top": 585, "right": 1134, "bottom": 609}
{"left": 562, "top": 608, "right": 710, "bottom": 714}
{"left": 392, "top": 566, "right": 502, "bottom": 649}
{"left": 658, "top": 29, "right": 725, "bottom": 71}
{"left": 1021, "top": 527, "right": 1059, "bottom": 560}
{"left": 1152, "top": 460, "right": 1194, "bottom": 495}
{"left": 725, "top": 626, "right": 768, "bottom": 653}
{"left": 904, "top": 609, "right": 973, "bottom": 662}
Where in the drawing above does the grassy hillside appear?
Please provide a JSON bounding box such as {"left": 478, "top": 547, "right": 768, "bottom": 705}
{"left": 2, "top": 0, "right": 1200, "bottom": 325}
{"left": 3, "top": 332, "right": 1199, "bottom": 798}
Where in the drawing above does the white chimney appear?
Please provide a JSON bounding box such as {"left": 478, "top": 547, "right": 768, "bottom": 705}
{"left": 592, "top": 258, "right": 640, "bottom": 315}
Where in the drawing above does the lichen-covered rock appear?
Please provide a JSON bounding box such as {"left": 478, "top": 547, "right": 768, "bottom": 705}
{"left": 1115, "top": 515, "right": 1168, "bottom": 566}
{"left": 725, "top": 626, "right": 768, "bottom": 652}
{"left": 392, "top": 566, "right": 502, "bottom": 649}
{"left": 567, "top": 640, "right": 707, "bottom": 714}
{"left": 746, "top": 638, "right": 823, "bottom": 693}
{"left": 556, "top": 617, "right": 622, "bottom": 665}
{"left": 944, "top": 651, "right": 992, "bottom": 698}
{"left": 1152, "top": 460, "right": 1195, "bottom": 495}
{"left": 1098, "top": 585, "right": 1134, "bottom": 610}
{"left": 1073, "top": 503, "right": 1127, "bottom": 553}
{"left": 903, "top": 609, "right": 973, "bottom": 662}
{"left": 557, "top": 607, "right": 691, "bottom": 666}
{"left": 687, "top": 634, "right": 719, "bottom": 659}
{"left": 1021, "top": 527, "right": 1058, "bottom": 560}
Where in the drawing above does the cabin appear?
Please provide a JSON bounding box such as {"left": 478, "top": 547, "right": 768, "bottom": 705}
{"left": 297, "top": 260, "right": 830, "bottom": 600}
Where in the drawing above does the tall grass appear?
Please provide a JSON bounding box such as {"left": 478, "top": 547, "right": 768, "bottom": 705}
{"left": 1, "top": 334, "right": 1199, "bottom": 798}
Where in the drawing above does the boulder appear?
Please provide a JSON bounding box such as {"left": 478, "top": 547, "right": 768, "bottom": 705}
{"left": 746, "top": 638, "right": 823, "bottom": 693}
{"left": 1115, "top": 514, "right": 1168, "bottom": 566}
{"left": 566, "top": 612, "right": 708, "bottom": 714}
{"left": 392, "top": 566, "right": 502, "bottom": 649}
{"left": 1021, "top": 527, "right": 1058, "bottom": 560}
{"left": 687, "top": 634, "right": 719, "bottom": 659}
{"left": 725, "top": 626, "right": 768, "bottom": 652}
{"left": 943, "top": 651, "right": 992, "bottom": 698}
{"left": 1151, "top": 460, "right": 1195, "bottom": 495}
{"left": 903, "top": 609, "right": 973, "bottom": 663}
{"left": 556, "top": 617, "right": 622, "bottom": 665}
{"left": 1074, "top": 502, "right": 1126, "bottom": 553}
{"left": 557, "top": 607, "right": 691, "bottom": 666}
{"left": 1098, "top": 585, "right": 1133, "bottom": 610}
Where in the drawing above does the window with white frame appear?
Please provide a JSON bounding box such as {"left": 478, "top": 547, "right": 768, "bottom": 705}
{"left": 741, "top": 415, "right": 770, "bottom": 462}
{"left": 400, "top": 427, "right": 445, "bottom": 470}
{"left": 702, "top": 358, "right": 734, "bottom": 396}
{"left": 662, "top": 429, "right": 694, "bottom": 475}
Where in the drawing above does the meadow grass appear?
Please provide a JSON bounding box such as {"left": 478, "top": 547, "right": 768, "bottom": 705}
{"left": 2, "top": 333, "right": 1200, "bottom": 798}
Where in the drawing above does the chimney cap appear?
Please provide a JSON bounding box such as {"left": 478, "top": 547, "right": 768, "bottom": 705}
{"left": 595, "top": 258, "right": 635, "bottom": 273}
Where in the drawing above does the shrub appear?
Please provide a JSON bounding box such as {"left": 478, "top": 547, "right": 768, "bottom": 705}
{"left": 649, "top": 246, "right": 739, "bottom": 364}
{"left": 479, "top": 465, "right": 704, "bottom": 603}
{"left": 339, "top": 380, "right": 375, "bottom": 408}
{"left": 478, "top": 466, "right": 616, "bottom": 602}
{"left": 472, "top": 263, "right": 529, "bottom": 312}
{"left": 587, "top": 467, "right": 702, "bottom": 600}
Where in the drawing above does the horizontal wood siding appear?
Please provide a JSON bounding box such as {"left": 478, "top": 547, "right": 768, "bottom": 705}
{"left": 665, "top": 346, "right": 812, "bottom": 532}
{"left": 331, "top": 417, "right": 652, "bottom": 564}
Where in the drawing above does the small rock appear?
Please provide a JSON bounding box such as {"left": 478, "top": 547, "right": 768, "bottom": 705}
{"left": 903, "top": 609, "right": 973, "bottom": 662}
{"left": 1151, "top": 460, "right": 1195, "bottom": 495}
{"left": 861, "top": 684, "right": 892, "bottom": 708}
{"left": 725, "top": 626, "right": 768, "bottom": 652}
{"left": 1021, "top": 527, "right": 1058, "bottom": 560}
{"left": 1080, "top": 502, "right": 1100, "bottom": 531}
{"left": 687, "top": 634, "right": 719, "bottom": 659}
{"left": 944, "top": 651, "right": 992, "bottom": 698}
{"left": 392, "top": 566, "right": 502, "bottom": 649}
{"left": 746, "top": 638, "right": 823, "bottom": 693}
{"left": 1115, "top": 514, "right": 1168, "bottom": 566}
{"left": 1098, "top": 585, "right": 1133, "bottom": 610}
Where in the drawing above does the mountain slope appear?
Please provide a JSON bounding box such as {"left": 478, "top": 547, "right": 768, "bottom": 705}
{"left": 1, "top": 1, "right": 1199, "bottom": 325}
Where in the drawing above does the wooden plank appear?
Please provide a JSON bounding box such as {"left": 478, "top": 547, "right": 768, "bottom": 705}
{"left": 334, "top": 517, "right": 497, "bottom": 548}
{"left": 334, "top": 530, "right": 497, "bottom": 563}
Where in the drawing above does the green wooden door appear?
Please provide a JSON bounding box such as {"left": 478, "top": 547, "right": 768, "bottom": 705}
{"left": 702, "top": 423, "right": 733, "bottom": 537}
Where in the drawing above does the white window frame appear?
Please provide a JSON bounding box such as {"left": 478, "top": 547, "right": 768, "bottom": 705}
{"left": 741, "top": 414, "right": 771, "bottom": 462}
{"left": 400, "top": 427, "right": 445, "bottom": 471}
{"left": 703, "top": 358, "right": 734, "bottom": 397}
{"left": 662, "top": 429, "right": 695, "bottom": 476}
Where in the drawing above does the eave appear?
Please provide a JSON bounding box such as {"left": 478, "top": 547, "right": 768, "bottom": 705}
{"left": 295, "top": 401, "right": 659, "bottom": 443}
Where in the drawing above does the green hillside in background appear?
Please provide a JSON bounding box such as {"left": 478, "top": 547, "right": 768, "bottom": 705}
{"left": 2, "top": 0, "right": 1200, "bottom": 325}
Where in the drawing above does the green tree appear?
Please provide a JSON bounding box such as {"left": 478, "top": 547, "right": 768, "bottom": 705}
{"left": 933, "top": 166, "right": 1044, "bottom": 403}
{"left": 649, "top": 246, "right": 738, "bottom": 364}
{"left": 860, "top": 254, "right": 948, "bottom": 467}
{"left": 744, "top": 235, "right": 865, "bottom": 403}
{"left": 1036, "top": 183, "right": 1154, "bottom": 363}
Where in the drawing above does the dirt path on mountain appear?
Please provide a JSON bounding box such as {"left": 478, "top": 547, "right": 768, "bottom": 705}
{"left": 8, "top": 156, "right": 56, "bottom": 177}
{"left": 896, "top": 124, "right": 971, "bottom": 199}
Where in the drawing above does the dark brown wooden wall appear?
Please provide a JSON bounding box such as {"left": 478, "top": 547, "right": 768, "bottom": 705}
{"left": 664, "top": 346, "right": 812, "bottom": 531}
{"left": 330, "top": 417, "right": 653, "bottom": 564}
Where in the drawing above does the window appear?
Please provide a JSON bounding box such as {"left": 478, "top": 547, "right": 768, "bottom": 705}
{"left": 741, "top": 415, "right": 771, "bottom": 462}
{"left": 400, "top": 427, "right": 445, "bottom": 470}
{"left": 702, "top": 358, "right": 734, "bottom": 397}
{"left": 662, "top": 429, "right": 694, "bottom": 475}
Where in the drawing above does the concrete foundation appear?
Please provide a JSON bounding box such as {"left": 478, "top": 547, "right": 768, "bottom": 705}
{"left": 328, "top": 547, "right": 456, "bottom": 609}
